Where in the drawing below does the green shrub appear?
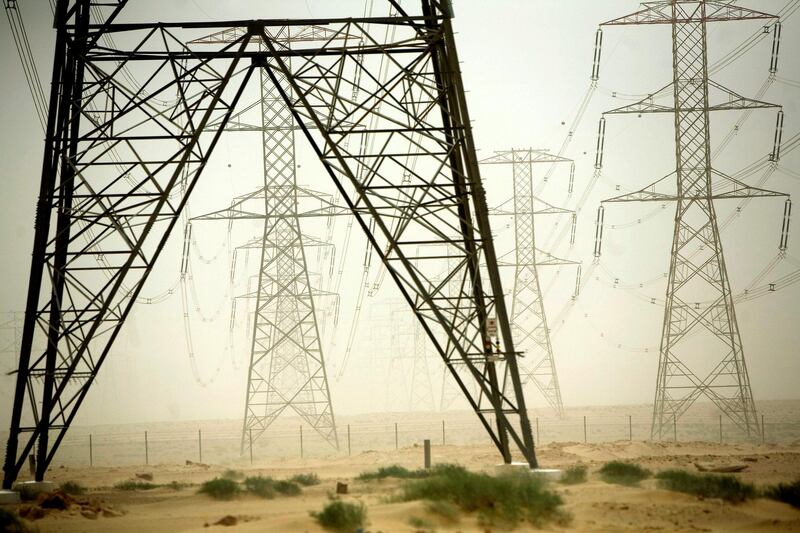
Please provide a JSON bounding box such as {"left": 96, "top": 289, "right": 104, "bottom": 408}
{"left": 290, "top": 472, "right": 320, "bottom": 486}
{"left": 400, "top": 464, "right": 565, "bottom": 527}
{"left": 198, "top": 478, "right": 240, "bottom": 500}
{"left": 357, "top": 464, "right": 430, "bottom": 481}
{"left": 763, "top": 479, "right": 800, "bottom": 508}
{"left": 425, "top": 499, "right": 460, "bottom": 523}
{"left": 311, "top": 500, "right": 367, "bottom": 532}
{"left": 273, "top": 480, "right": 301, "bottom": 496}
{"left": 114, "top": 480, "right": 158, "bottom": 491}
{"left": 221, "top": 469, "right": 244, "bottom": 481}
{"left": 655, "top": 470, "right": 756, "bottom": 503}
{"left": 60, "top": 480, "right": 86, "bottom": 495}
{"left": 560, "top": 464, "right": 588, "bottom": 485}
{"left": 242, "top": 476, "right": 301, "bottom": 498}
{"left": 408, "top": 515, "right": 434, "bottom": 529}
{"left": 165, "top": 481, "right": 188, "bottom": 491}
{"left": 0, "top": 508, "right": 34, "bottom": 533}
{"left": 598, "top": 461, "right": 651, "bottom": 486}
{"left": 244, "top": 476, "right": 275, "bottom": 498}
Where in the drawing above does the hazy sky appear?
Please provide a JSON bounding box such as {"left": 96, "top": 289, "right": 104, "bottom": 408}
{"left": 0, "top": 0, "right": 798, "bottom": 428}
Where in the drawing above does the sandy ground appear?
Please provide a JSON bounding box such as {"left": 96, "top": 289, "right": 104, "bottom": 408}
{"left": 4, "top": 440, "right": 800, "bottom": 532}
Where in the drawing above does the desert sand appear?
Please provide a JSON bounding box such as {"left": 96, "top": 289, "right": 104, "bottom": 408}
{"left": 5, "top": 438, "right": 800, "bottom": 532}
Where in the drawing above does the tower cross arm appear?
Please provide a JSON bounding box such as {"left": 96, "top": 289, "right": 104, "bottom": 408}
{"left": 604, "top": 81, "right": 779, "bottom": 115}
{"left": 480, "top": 149, "right": 572, "bottom": 165}
{"left": 602, "top": 169, "right": 788, "bottom": 203}
{"left": 534, "top": 249, "right": 580, "bottom": 267}
{"left": 191, "top": 185, "right": 349, "bottom": 221}
{"left": 601, "top": 1, "right": 776, "bottom": 27}
{"left": 490, "top": 196, "right": 573, "bottom": 217}
{"left": 189, "top": 24, "right": 361, "bottom": 45}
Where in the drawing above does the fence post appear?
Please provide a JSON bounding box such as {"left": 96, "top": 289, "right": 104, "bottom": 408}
{"left": 673, "top": 417, "right": 677, "bottom": 442}
{"left": 719, "top": 415, "right": 723, "bottom": 444}
{"left": 442, "top": 420, "right": 445, "bottom": 445}
{"left": 145, "top": 430, "right": 149, "bottom": 465}
{"left": 300, "top": 425, "right": 304, "bottom": 458}
{"left": 628, "top": 415, "right": 632, "bottom": 441}
{"left": 198, "top": 429, "right": 202, "bottom": 463}
{"left": 535, "top": 417, "right": 540, "bottom": 444}
{"left": 347, "top": 424, "right": 351, "bottom": 456}
{"left": 89, "top": 434, "right": 93, "bottom": 467}
{"left": 395, "top": 422, "right": 399, "bottom": 450}
{"left": 249, "top": 428, "right": 253, "bottom": 465}
{"left": 761, "top": 414, "right": 765, "bottom": 444}
{"left": 423, "top": 439, "right": 431, "bottom": 469}
{"left": 583, "top": 416, "right": 587, "bottom": 443}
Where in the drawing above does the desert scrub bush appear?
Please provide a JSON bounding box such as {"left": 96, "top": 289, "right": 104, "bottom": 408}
{"left": 598, "top": 461, "right": 651, "bottom": 486}
{"left": 425, "top": 499, "right": 460, "bottom": 523}
{"left": 244, "top": 476, "right": 275, "bottom": 498}
{"left": 311, "top": 500, "right": 367, "bottom": 532}
{"left": 763, "top": 479, "right": 800, "bottom": 508}
{"left": 198, "top": 477, "right": 240, "bottom": 500}
{"left": 655, "top": 470, "right": 756, "bottom": 503}
{"left": 165, "top": 481, "right": 189, "bottom": 491}
{"left": 407, "top": 515, "right": 434, "bottom": 529}
{"left": 0, "top": 508, "right": 35, "bottom": 533}
{"left": 290, "top": 472, "right": 320, "bottom": 486}
{"left": 356, "top": 464, "right": 431, "bottom": 481}
{"left": 400, "top": 464, "right": 565, "bottom": 528}
{"left": 221, "top": 469, "right": 244, "bottom": 481}
{"left": 114, "top": 480, "right": 158, "bottom": 491}
{"left": 560, "top": 464, "right": 588, "bottom": 485}
{"left": 243, "top": 476, "right": 301, "bottom": 498}
{"left": 60, "top": 480, "right": 86, "bottom": 495}
{"left": 273, "top": 480, "right": 301, "bottom": 496}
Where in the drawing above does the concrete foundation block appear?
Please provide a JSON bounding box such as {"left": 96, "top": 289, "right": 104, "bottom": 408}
{"left": 531, "top": 468, "right": 563, "bottom": 481}
{"left": 0, "top": 489, "right": 21, "bottom": 505}
{"left": 14, "top": 480, "right": 57, "bottom": 500}
{"left": 494, "top": 462, "right": 563, "bottom": 481}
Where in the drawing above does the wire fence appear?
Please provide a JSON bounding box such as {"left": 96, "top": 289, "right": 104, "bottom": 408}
{"left": 22, "top": 412, "right": 800, "bottom": 469}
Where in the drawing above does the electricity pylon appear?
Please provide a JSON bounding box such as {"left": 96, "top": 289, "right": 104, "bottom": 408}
{"left": 3, "top": 0, "right": 539, "bottom": 488}
{"left": 0, "top": 312, "right": 24, "bottom": 365}
{"left": 190, "top": 26, "right": 346, "bottom": 454}
{"left": 410, "top": 321, "right": 436, "bottom": 411}
{"left": 599, "top": 1, "right": 787, "bottom": 439}
{"left": 481, "top": 150, "right": 578, "bottom": 417}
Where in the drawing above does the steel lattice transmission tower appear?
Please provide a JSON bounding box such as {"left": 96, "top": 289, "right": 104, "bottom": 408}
{"left": 438, "top": 253, "right": 479, "bottom": 411}
{"left": 410, "top": 321, "right": 436, "bottom": 411}
{"left": 481, "top": 150, "right": 578, "bottom": 417}
{"left": 0, "top": 313, "right": 24, "bottom": 358}
{"left": 3, "top": 0, "right": 539, "bottom": 488}
{"left": 599, "top": 1, "right": 787, "bottom": 439}
{"left": 190, "top": 26, "right": 346, "bottom": 454}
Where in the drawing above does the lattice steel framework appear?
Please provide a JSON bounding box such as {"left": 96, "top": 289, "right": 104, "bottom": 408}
{"left": 3, "top": 0, "right": 538, "bottom": 488}
{"left": 409, "top": 321, "right": 436, "bottom": 411}
{"left": 600, "top": 1, "right": 787, "bottom": 439}
{"left": 481, "top": 150, "right": 577, "bottom": 417}
{"left": 0, "top": 312, "right": 24, "bottom": 363}
{"left": 190, "top": 26, "right": 344, "bottom": 453}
